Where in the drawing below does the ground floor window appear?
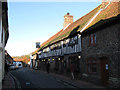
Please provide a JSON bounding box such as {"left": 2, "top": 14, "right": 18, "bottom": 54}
{"left": 87, "top": 58, "right": 97, "bottom": 73}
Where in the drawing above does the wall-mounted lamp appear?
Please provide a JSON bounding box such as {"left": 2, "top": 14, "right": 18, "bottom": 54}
{"left": 78, "top": 56, "right": 81, "bottom": 59}
{"left": 48, "top": 59, "right": 50, "bottom": 61}
{"left": 58, "top": 58, "right": 60, "bottom": 60}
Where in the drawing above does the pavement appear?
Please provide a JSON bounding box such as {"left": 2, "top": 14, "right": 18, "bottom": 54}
{"left": 36, "top": 69, "right": 107, "bottom": 89}
{"left": 2, "top": 68, "right": 107, "bottom": 89}
{"left": 2, "top": 72, "right": 21, "bottom": 90}
{"left": 2, "top": 72, "right": 15, "bottom": 90}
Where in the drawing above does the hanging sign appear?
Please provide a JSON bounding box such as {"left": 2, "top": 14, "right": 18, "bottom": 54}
{"left": 36, "top": 42, "right": 40, "bottom": 48}
{"left": 106, "top": 64, "right": 109, "bottom": 70}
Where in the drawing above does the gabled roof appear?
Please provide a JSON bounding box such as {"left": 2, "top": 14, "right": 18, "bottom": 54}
{"left": 32, "top": 4, "right": 102, "bottom": 53}
{"left": 50, "top": 5, "right": 102, "bottom": 43}
{"left": 5, "top": 51, "right": 14, "bottom": 63}
{"left": 32, "top": 1, "right": 120, "bottom": 54}
{"left": 85, "top": 2, "right": 120, "bottom": 30}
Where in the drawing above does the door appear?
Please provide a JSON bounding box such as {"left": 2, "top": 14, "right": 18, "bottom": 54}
{"left": 100, "top": 57, "right": 109, "bottom": 86}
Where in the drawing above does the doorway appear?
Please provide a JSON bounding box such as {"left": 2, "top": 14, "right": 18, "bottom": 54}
{"left": 100, "top": 57, "right": 109, "bottom": 86}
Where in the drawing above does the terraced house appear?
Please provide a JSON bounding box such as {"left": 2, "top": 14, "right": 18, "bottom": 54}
{"left": 81, "top": 1, "right": 120, "bottom": 88}
{"left": 0, "top": 1, "right": 9, "bottom": 89}
{"left": 32, "top": 0, "right": 120, "bottom": 88}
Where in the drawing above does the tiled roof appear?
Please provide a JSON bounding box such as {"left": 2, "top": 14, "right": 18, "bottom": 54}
{"left": 35, "top": 4, "right": 102, "bottom": 52}
{"left": 86, "top": 2, "right": 120, "bottom": 30}
{"left": 32, "top": 1, "right": 119, "bottom": 54}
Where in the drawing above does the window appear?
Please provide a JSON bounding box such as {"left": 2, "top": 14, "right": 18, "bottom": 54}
{"left": 87, "top": 59, "right": 97, "bottom": 73}
{"left": 1, "top": 29, "right": 3, "bottom": 43}
{"left": 89, "top": 33, "right": 96, "bottom": 45}
{"left": 74, "top": 36, "right": 78, "bottom": 44}
{"left": 63, "top": 40, "right": 66, "bottom": 47}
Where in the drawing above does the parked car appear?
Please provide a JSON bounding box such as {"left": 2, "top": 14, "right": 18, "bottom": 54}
{"left": 16, "top": 62, "right": 23, "bottom": 68}
{"left": 9, "top": 64, "right": 16, "bottom": 70}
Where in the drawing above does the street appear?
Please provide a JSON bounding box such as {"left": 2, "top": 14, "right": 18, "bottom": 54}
{"left": 10, "top": 67, "right": 79, "bottom": 89}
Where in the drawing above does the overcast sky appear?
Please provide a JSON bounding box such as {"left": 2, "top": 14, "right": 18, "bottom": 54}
{"left": 5, "top": 1, "right": 101, "bottom": 56}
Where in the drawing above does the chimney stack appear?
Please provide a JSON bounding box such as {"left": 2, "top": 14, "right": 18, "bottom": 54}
{"left": 63, "top": 12, "right": 73, "bottom": 29}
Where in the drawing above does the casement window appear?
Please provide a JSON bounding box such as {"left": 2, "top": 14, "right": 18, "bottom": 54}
{"left": 1, "top": 29, "right": 3, "bottom": 43}
{"left": 87, "top": 59, "right": 97, "bottom": 73}
{"left": 74, "top": 36, "right": 78, "bottom": 44}
{"left": 63, "top": 40, "right": 66, "bottom": 47}
{"left": 57, "top": 42, "right": 61, "bottom": 49}
{"left": 89, "top": 33, "right": 96, "bottom": 45}
{"left": 50, "top": 45, "right": 55, "bottom": 51}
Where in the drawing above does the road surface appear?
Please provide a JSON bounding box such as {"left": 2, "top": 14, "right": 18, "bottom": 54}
{"left": 10, "top": 67, "right": 79, "bottom": 89}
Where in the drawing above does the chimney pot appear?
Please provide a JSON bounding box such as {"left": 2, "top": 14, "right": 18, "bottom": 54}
{"left": 63, "top": 12, "right": 73, "bottom": 29}
{"left": 67, "top": 12, "right": 70, "bottom": 15}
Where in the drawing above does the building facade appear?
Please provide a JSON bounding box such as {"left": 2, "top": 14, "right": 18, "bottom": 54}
{"left": 80, "top": 1, "right": 120, "bottom": 88}
{"left": 5, "top": 50, "right": 14, "bottom": 65}
{"left": 32, "top": 0, "right": 120, "bottom": 88}
{"left": 81, "top": 15, "right": 120, "bottom": 88}
{"left": 0, "top": 1, "right": 9, "bottom": 89}
{"left": 38, "top": 33, "right": 81, "bottom": 74}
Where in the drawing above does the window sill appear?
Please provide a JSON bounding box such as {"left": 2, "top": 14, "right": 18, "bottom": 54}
{"left": 87, "top": 72, "right": 97, "bottom": 74}
{"left": 88, "top": 44, "right": 97, "bottom": 47}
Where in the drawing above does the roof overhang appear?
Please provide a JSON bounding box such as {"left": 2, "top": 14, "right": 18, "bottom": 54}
{"left": 81, "top": 14, "right": 120, "bottom": 36}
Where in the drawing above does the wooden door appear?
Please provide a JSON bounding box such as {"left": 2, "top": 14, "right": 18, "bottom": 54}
{"left": 100, "top": 58, "right": 109, "bottom": 86}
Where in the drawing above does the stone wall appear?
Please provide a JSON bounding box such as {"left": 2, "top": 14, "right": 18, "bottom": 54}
{"left": 81, "top": 22, "right": 120, "bottom": 87}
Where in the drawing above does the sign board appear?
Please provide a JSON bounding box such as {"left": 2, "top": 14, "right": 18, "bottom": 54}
{"left": 36, "top": 42, "right": 40, "bottom": 48}
{"left": 106, "top": 64, "right": 109, "bottom": 70}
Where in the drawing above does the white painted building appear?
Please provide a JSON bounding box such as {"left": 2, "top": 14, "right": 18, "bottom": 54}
{"left": 0, "top": 1, "right": 9, "bottom": 89}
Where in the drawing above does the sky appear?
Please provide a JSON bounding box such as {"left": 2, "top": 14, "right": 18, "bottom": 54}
{"left": 5, "top": 1, "right": 102, "bottom": 56}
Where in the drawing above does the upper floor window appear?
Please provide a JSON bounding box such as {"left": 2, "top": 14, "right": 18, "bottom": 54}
{"left": 89, "top": 33, "right": 96, "bottom": 45}
{"left": 1, "top": 28, "right": 3, "bottom": 43}
{"left": 63, "top": 40, "right": 66, "bottom": 47}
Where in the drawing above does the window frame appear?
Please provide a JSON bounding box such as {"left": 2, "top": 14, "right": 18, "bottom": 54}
{"left": 89, "top": 33, "right": 96, "bottom": 46}
{"left": 86, "top": 57, "right": 97, "bottom": 74}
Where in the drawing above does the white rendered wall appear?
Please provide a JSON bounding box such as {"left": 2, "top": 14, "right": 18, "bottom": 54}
{"left": 0, "top": 2, "right": 2, "bottom": 89}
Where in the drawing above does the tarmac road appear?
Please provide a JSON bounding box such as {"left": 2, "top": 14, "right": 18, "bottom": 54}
{"left": 10, "top": 67, "right": 79, "bottom": 89}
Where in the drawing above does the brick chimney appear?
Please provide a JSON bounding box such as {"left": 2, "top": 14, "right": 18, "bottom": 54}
{"left": 63, "top": 12, "right": 73, "bottom": 29}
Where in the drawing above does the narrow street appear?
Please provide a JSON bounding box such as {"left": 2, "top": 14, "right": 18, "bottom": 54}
{"left": 10, "top": 67, "right": 79, "bottom": 89}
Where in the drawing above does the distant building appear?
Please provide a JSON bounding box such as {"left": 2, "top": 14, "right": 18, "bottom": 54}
{"left": 0, "top": 1, "right": 9, "bottom": 89}
{"left": 5, "top": 50, "right": 14, "bottom": 64}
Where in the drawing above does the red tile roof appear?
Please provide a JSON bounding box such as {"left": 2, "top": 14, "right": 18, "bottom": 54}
{"left": 32, "top": 1, "right": 120, "bottom": 54}
{"left": 86, "top": 2, "right": 120, "bottom": 30}
{"left": 38, "top": 4, "right": 102, "bottom": 50}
